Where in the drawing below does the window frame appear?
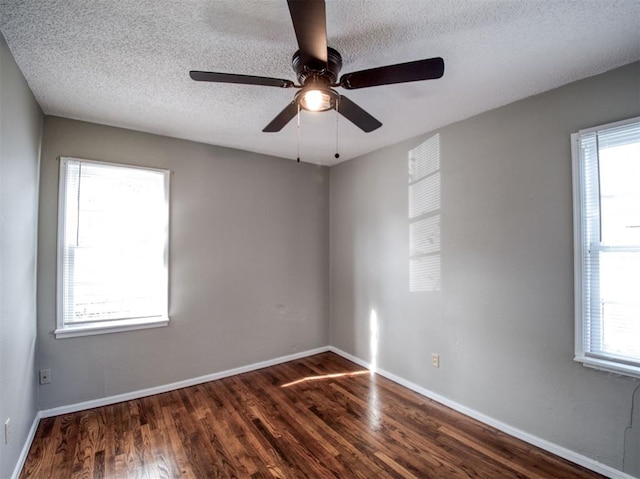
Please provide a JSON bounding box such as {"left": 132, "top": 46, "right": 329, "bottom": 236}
{"left": 571, "top": 116, "right": 640, "bottom": 379}
{"left": 55, "top": 157, "right": 170, "bottom": 339}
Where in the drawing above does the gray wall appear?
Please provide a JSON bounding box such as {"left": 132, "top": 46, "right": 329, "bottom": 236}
{"left": 0, "top": 33, "right": 42, "bottom": 478}
{"left": 37, "top": 117, "right": 329, "bottom": 410}
{"left": 330, "top": 62, "right": 640, "bottom": 474}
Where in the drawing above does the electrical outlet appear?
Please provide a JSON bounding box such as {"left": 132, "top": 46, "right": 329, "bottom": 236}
{"left": 39, "top": 369, "right": 52, "bottom": 385}
{"left": 4, "top": 418, "right": 10, "bottom": 445}
{"left": 431, "top": 353, "right": 440, "bottom": 368}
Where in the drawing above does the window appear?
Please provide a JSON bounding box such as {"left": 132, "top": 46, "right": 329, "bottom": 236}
{"left": 572, "top": 117, "right": 640, "bottom": 378}
{"left": 56, "top": 157, "right": 170, "bottom": 338}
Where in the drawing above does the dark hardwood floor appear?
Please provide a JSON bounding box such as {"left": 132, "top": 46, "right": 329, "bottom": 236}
{"left": 20, "top": 352, "right": 605, "bottom": 478}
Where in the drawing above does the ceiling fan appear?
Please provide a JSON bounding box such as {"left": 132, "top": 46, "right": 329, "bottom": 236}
{"left": 189, "top": 0, "right": 444, "bottom": 133}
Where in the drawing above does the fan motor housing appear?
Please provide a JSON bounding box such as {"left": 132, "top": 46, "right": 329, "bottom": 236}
{"left": 292, "top": 47, "right": 343, "bottom": 85}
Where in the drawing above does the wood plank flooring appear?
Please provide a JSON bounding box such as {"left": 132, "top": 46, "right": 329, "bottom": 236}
{"left": 20, "top": 352, "right": 606, "bottom": 478}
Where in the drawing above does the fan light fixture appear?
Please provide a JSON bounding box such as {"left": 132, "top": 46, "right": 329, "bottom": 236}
{"left": 300, "top": 89, "right": 331, "bottom": 111}
{"left": 298, "top": 87, "right": 336, "bottom": 112}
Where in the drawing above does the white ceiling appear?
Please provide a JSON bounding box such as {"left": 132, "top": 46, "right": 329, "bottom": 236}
{"left": 1, "top": 1, "right": 639, "bottom": 166}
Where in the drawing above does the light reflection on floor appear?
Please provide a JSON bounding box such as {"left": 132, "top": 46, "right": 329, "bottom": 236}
{"left": 280, "top": 370, "right": 369, "bottom": 388}
{"left": 368, "top": 375, "right": 382, "bottom": 431}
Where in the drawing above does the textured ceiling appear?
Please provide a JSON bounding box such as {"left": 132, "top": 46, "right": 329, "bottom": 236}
{"left": 1, "top": 1, "right": 639, "bottom": 165}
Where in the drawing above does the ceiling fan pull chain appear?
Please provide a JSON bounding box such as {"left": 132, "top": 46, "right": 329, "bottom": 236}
{"left": 297, "top": 103, "right": 301, "bottom": 163}
{"left": 335, "top": 97, "right": 340, "bottom": 159}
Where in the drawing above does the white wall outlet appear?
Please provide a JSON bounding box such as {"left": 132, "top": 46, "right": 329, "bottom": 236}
{"left": 4, "top": 418, "right": 10, "bottom": 445}
{"left": 431, "top": 353, "right": 440, "bottom": 368}
{"left": 39, "top": 368, "right": 52, "bottom": 384}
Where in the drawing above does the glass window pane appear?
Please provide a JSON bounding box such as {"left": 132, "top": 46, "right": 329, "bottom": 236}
{"left": 601, "top": 302, "right": 640, "bottom": 358}
{"left": 59, "top": 158, "right": 169, "bottom": 330}
{"left": 599, "top": 142, "right": 640, "bottom": 245}
{"left": 597, "top": 251, "right": 640, "bottom": 358}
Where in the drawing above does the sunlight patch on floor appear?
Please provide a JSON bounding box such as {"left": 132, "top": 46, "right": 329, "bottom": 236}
{"left": 280, "top": 370, "right": 369, "bottom": 388}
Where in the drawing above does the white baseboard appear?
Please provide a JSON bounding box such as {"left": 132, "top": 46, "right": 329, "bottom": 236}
{"left": 328, "top": 346, "right": 636, "bottom": 479}
{"left": 39, "top": 345, "right": 330, "bottom": 418}
{"left": 11, "top": 412, "right": 41, "bottom": 479}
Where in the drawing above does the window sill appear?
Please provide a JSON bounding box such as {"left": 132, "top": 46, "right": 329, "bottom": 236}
{"left": 575, "top": 355, "right": 640, "bottom": 380}
{"left": 55, "top": 316, "right": 169, "bottom": 339}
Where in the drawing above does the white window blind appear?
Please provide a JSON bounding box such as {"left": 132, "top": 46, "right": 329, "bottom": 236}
{"left": 56, "top": 157, "right": 170, "bottom": 338}
{"left": 572, "top": 117, "right": 640, "bottom": 378}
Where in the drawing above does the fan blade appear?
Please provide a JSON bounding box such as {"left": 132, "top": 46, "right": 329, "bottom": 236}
{"left": 287, "top": 0, "right": 328, "bottom": 68}
{"left": 190, "top": 71, "right": 294, "bottom": 88}
{"left": 263, "top": 101, "right": 299, "bottom": 132}
{"left": 340, "top": 57, "right": 444, "bottom": 90}
{"left": 337, "top": 95, "right": 382, "bottom": 133}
